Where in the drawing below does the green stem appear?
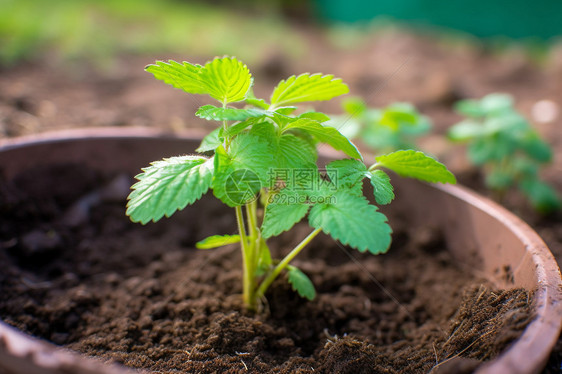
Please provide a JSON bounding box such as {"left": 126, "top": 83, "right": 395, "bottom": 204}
{"left": 246, "top": 200, "right": 259, "bottom": 269}
{"left": 222, "top": 99, "right": 229, "bottom": 150}
{"left": 255, "top": 227, "right": 322, "bottom": 300}
{"left": 367, "top": 162, "right": 380, "bottom": 172}
{"left": 235, "top": 206, "right": 254, "bottom": 309}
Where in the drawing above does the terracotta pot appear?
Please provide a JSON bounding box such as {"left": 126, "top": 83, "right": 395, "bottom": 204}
{"left": 0, "top": 128, "right": 561, "bottom": 374}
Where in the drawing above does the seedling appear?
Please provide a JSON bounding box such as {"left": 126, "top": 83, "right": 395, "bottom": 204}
{"left": 449, "top": 93, "right": 560, "bottom": 213}
{"left": 334, "top": 97, "right": 431, "bottom": 153}
{"left": 126, "top": 57, "right": 456, "bottom": 311}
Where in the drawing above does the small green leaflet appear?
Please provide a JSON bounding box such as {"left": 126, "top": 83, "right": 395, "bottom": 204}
{"left": 309, "top": 191, "right": 392, "bottom": 255}
{"left": 199, "top": 57, "right": 252, "bottom": 103}
{"left": 145, "top": 60, "right": 206, "bottom": 94}
{"left": 127, "top": 156, "right": 214, "bottom": 224}
{"left": 270, "top": 73, "right": 349, "bottom": 107}
{"left": 146, "top": 57, "right": 252, "bottom": 104}
{"left": 274, "top": 106, "right": 298, "bottom": 115}
{"left": 368, "top": 170, "right": 395, "bottom": 205}
{"left": 249, "top": 122, "right": 318, "bottom": 171}
{"left": 326, "top": 159, "right": 367, "bottom": 191}
{"left": 246, "top": 96, "right": 269, "bottom": 109}
{"left": 287, "top": 265, "right": 316, "bottom": 300}
{"left": 195, "top": 105, "right": 266, "bottom": 122}
{"left": 278, "top": 134, "right": 318, "bottom": 169}
{"left": 261, "top": 203, "right": 310, "bottom": 238}
{"left": 196, "top": 127, "right": 222, "bottom": 153}
{"left": 326, "top": 159, "right": 394, "bottom": 204}
{"left": 298, "top": 112, "right": 331, "bottom": 123}
{"left": 196, "top": 234, "right": 241, "bottom": 249}
{"left": 375, "top": 150, "right": 456, "bottom": 184}
{"left": 212, "top": 133, "right": 273, "bottom": 207}
{"left": 284, "top": 119, "right": 362, "bottom": 160}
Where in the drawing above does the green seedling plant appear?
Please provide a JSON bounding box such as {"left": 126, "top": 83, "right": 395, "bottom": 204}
{"left": 333, "top": 97, "right": 431, "bottom": 153}
{"left": 126, "top": 56, "right": 456, "bottom": 311}
{"left": 449, "top": 93, "right": 560, "bottom": 213}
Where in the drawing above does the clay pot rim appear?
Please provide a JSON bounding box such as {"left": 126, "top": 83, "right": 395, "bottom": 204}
{"left": 433, "top": 182, "right": 562, "bottom": 373}
{"left": 0, "top": 127, "right": 561, "bottom": 374}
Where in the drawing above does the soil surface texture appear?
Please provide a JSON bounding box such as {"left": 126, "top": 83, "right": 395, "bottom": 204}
{"left": 0, "top": 163, "right": 533, "bottom": 373}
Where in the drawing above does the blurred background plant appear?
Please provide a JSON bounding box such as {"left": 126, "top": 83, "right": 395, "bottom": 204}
{"left": 448, "top": 93, "right": 561, "bottom": 213}
{"left": 331, "top": 98, "right": 431, "bottom": 154}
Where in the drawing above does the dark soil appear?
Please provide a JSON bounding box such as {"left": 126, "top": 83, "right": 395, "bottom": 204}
{"left": 0, "top": 163, "right": 533, "bottom": 373}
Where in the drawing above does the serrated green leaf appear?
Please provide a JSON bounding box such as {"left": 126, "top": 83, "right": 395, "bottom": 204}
{"left": 375, "top": 150, "right": 456, "bottom": 184}
{"left": 222, "top": 118, "right": 259, "bottom": 138}
{"left": 195, "top": 104, "right": 266, "bottom": 122}
{"left": 212, "top": 133, "right": 273, "bottom": 207}
{"left": 261, "top": 202, "right": 310, "bottom": 238}
{"left": 368, "top": 170, "right": 394, "bottom": 205}
{"left": 298, "top": 111, "right": 331, "bottom": 122}
{"left": 287, "top": 265, "right": 316, "bottom": 300}
{"left": 196, "top": 127, "right": 222, "bottom": 153}
{"left": 145, "top": 60, "right": 206, "bottom": 94}
{"left": 325, "top": 116, "right": 362, "bottom": 140}
{"left": 278, "top": 134, "right": 318, "bottom": 169}
{"left": 284, "top": 119, "right": 362, "bottom": 160}
{"left": 249, "top": 122, "right": 317, "bottom": 173}
{"left": 270, "top": 73, "right": 349, "bottom": 107}
{"left": 309, "top": 191, "right": 392, "bottom": 254}
{"left": 246, "top": 97, "right": 269, "bottom": 109}
{"left": 274, "top": 106, "right": 298, "bottom": 115}
{"left": 249, "top": 121, "right": 278, "bottom": 144}
{"left": 196, "top": 234, "right": 241, "bottom": 249}
{"left": 127, "top": 156, "right": 214, "bottom": 224}
{"left": 270, "top": 112, "right": 297, "bottom": 129}
{"left": 325, "top": 159, "right": 367, "bottom": 196}
{"left": 245, "top": 88, "right": 269, "bottom": 109}
{"left": 200, "top": 57, "right": 252, "bottom": 103}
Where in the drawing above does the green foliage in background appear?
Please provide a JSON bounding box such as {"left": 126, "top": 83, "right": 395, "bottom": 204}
{"left": 449, "top": 93, "right": 560, "bottom": 213}
{"left": 331, "top": 97, "right": 431, "bottom": 154}
{"left": 0, "top": 0, "right": 301, "bottom": 66}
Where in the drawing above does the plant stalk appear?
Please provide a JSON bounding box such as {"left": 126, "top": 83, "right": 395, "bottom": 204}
{"left": 255, "top": 227, "right": 322, "bottom": 301}
{"left": 246, "top": 200, "right": 260, "bottom": 271}
{"left": 235, "top": 205, "right": 255, "bottom": 310}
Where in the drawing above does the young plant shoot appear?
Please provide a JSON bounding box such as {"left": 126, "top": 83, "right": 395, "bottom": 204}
{"left": 449, "top": 93, "right": 560, "bottom": 213}
{"left": 126, "top": 57, "right": 456, "bottom": 311}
